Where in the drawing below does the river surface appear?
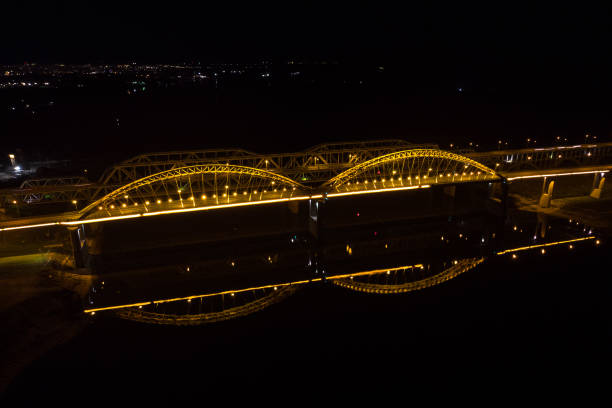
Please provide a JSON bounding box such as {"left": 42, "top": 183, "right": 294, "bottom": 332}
{"left": 1, "top": 209, "right": 610, "bottom": 403}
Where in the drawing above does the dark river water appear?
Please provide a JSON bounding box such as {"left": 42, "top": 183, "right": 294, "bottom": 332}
{"left": 2, "top": 206, "right": 610, "bottom": 403}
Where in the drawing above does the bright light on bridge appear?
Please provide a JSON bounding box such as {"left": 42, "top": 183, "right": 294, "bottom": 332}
{"left": 327, "top": 184, "right": 430, "bottom": 198}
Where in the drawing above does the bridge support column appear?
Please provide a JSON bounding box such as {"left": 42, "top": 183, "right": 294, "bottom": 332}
{"left": 501, "top": 178, "right": 508, "bottom": 221}
{"left": 492, "top": 179, "right": 509, "bottom": 253}
{"left": 590, "top": 173, "right": 606, "bottom": 199}
{"left": 308, "top": 198, "right": 324, "bottom": 240}
{"left": 443, "top": 185, "right": 456, "bottom": 197}
{"left": 442, "top": 185, "right": 456, "bottom": 214}
{"left": 538, "top": 177, "right": 554, "bottom": 208}
{"left": 307, "top": 196, "right": 327, "bottom": 279}
{"left": 67, "top": 225, "right": 85, "bottom": 269}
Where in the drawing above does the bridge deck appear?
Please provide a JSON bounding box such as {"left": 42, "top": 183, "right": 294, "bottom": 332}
{"left": 0, "top": 212, "right": 79, "bottom": 231}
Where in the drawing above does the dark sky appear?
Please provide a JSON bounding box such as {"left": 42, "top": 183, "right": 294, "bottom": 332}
{"left": 3, "top": 2, "right": 611, "bottom": 69}
{"left": 1, "top": 2, "right": 612, "bottom": 161}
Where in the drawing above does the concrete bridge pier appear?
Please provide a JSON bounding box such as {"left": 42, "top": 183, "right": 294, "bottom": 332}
{"left": 308, "top": 197, "right": 325, "bottom": 240}
{"left": 501, "top": 179, "right": 508, "bottom": 220}
{"left": 538, "top": 177, "right": 555, "bottom": 208}
{"left": 286, "top": 200, "right": 303, "bottom": 232}
{"left": 492, "top": 180, "right": 509, "bottom": 253}
{"left": 590, "top": 173, "right": 606, "bottom": 199}
{"left": 67, "top": 225, "right": 85, "bottom": 269}
{"left": 67, "top": 223, "right": 98, "bottom": 272}
{"left": 306, "top": 196, "right": 326, "bottom": 279}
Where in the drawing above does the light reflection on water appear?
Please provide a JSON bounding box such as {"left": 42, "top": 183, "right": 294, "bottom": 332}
{"left": 2, "top": 209, "right": 609, "bottom": 403}
{"left": 85, "top": 210, "right": 602, "bottom": 325}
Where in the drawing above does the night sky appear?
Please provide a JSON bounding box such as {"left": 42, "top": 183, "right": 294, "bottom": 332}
{"left": 3, "top": 2, "right": 611, "bottom": 73}
{"left": 2, "top": 2, "right": 612, "bottom": 163}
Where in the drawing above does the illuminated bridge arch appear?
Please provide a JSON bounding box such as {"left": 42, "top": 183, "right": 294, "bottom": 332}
{"left": 115, "top": 285, "right": 298, "bottom": 326}
{"left": 323, "top": 149, "right": 500, "bottom": 191}
{"left": 79, "top": 164, "right": 309, "bottom": 219}
{"left": 332, "top": 257, "right": 485, "bottom": 294}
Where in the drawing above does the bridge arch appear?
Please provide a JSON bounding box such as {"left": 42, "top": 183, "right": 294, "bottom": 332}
{"left": 323, "top": 149, "right": 500, "bottom": 190}
{"left": 332, "top": 257, "right": 485, "bottom": 294}
{"left": 115, "top": 285, "right": 298, "bottom": 326}
{"left": 79, "top": 164, "right": 309, "bottom": 219}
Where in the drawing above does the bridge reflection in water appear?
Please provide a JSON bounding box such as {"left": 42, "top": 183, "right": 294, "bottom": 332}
{"left": 83, "top": 196, "right": 599, "bottom": 325}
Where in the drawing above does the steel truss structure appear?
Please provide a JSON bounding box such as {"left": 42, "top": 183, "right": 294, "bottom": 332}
{"left": 18, "top": 177, "right": 90, "bottom": 189}
{"left": 3, "top": 177, "right": 95, "bottom": 205}
{"left": 1, "top": 141, "right": 611, "bottom": 208}
{"left": 467, "top": 142, "right": 612, "bottom": 172}
{"left": 98, "top": 139, "right": 429, "bottom": 186}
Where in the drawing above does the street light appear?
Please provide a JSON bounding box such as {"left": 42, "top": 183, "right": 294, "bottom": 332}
{"left": 8, "top": 154, "right": 15, "bottom": 167}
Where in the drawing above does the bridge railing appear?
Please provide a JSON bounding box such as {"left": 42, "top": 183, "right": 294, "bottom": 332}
{"left": 465, "top": 142, "right": 612, "bottom": 172}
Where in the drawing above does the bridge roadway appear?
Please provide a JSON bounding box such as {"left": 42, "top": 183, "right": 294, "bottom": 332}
{"left": 1, "top": 141, "right": 611, "bottom": 207}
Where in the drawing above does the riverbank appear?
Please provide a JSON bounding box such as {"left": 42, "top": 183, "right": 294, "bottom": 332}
{"left": 0, "top": 256, "right": 93, "bottom": 394}
{"left": 510, "top": 193, "right": 612, "bottom": 232}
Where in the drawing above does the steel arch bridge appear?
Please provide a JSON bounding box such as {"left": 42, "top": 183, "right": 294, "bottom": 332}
{"left": 79, "top": 164, "right": 309, "bottom": 219}
{"left": 2, "top": 141, "right": 612, "bottom": 209}
{"left": 323, "top": 149, "right": 501, "bottom": 191}
{"left": 80, "top": 149, "right": 499, "bottom": 220}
